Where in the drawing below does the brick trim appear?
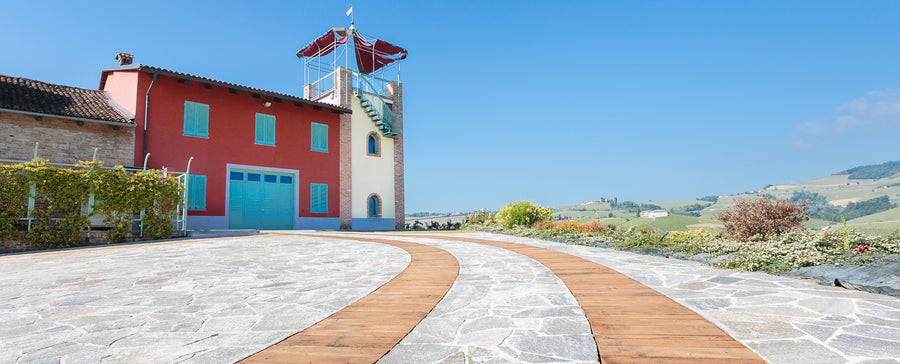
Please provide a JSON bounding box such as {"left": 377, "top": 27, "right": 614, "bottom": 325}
{"left": 388, "top": 82, "right": 405, "bottom": 229}
{"left": 366, "top": 131, "right": 381, "bottom": 157}
{"left": 367, "top": 193, "right": 383, "bottom": 218}
{"left": 337, "top": 68, "right": 353, "bottom": 230}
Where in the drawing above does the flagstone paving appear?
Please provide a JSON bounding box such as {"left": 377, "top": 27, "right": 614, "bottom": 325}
{"left": 0, "top": 234, "right": 410, "bottom": 363}
{"left": 240, "top": 235, "right": 459, "bottom": 363}
{"left": 427, "top": 232, "right": 900, "bottom": 364}
{"left": 1, "top": 231, "right": 899, "bottom": 363}
{"left": 388, "top": 234, "right": 764, "bottom": 363}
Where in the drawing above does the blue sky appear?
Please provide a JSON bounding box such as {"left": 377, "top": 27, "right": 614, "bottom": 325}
{"left": 3, "top": 1, "right": 899, "bottom": 213}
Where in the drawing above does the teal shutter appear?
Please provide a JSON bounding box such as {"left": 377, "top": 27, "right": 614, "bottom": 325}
{"left": 267, "top": 115, "right": 276, "bottom": 145}
{"left": 310, "top": 183, "right": 327, "bottom": 213}
{"left": 310, "top": 123, "right": 320, "bottom": 151}
{"left": 311, "top": 123, "right": 328, "bottom": 152}
{"left": 188, "top": 175, "right": 207, "bottom": 210}
{"left": 255, "top": 113, "right": 276, "bottom": 145}
{"left": 184, "top": 102, "right": 209, "bottom": 137}
{"left": 183, "top": 101, "right": 195, "bottom": 135}
{"left": 255, "top": 113, "right": 265, "bottom": 144}
{"left": 198, "top": 103, "right": 209, "bottom": 136}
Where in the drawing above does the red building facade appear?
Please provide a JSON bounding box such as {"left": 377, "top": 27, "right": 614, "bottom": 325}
{"left": 100, "top": 65, "right": 350, "bottom": 230}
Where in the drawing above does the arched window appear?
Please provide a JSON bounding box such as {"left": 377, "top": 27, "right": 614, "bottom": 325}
{"left": 366, "top": 132, "right": 380, "bottom": 156}
{"left": 367, "top": 194, "right": 381, "bottom": 218}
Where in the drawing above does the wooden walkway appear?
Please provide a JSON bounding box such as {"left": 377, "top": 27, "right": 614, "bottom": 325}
{"left": 397, "top": 234, "right": 765, "bottom": 364}
{"left": 239, "top": 235, "right": 459, "bottom": 364}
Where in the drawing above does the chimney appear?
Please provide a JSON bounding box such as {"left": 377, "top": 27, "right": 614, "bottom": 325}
{"left": 115, "top": 52, "right": 134, "bottom": 66}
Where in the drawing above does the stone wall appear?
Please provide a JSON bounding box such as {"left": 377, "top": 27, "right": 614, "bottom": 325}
{"left": 0, "top": 111, "right": 135, "bottom": 167}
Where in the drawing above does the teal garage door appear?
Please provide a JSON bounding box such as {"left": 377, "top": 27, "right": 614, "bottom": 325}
{"left": 228, "top": 170, "right": 294, "bottom": 230}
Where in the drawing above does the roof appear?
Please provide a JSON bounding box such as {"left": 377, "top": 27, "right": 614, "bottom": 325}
{"left": 100, "top": 65, "right": 351, "bottom": 114}
{"left": 1, "top": 74, "right": 134, "bottom": 124}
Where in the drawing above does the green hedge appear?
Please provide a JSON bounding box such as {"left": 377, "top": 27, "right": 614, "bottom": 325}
{"left": 0, "top": 159, "right": 183, "bottom": 248}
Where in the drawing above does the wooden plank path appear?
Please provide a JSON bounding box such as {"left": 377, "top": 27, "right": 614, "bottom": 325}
{"left": 239, "top": 235, "right": 459, "bottom": 364}
{"left": 395, "top": 234, "right": 765, "bottom": 364}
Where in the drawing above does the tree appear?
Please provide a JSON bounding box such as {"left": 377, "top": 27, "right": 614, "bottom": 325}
{"left": 716, "top": 197, "right": 809, "bottom": 241}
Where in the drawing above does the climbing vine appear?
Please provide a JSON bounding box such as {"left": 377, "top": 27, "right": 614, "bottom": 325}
{"left": 0, "top": 159, "right": 183, "bottom": 248}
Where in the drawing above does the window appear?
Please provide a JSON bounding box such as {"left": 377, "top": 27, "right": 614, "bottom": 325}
{"left": 183, "top": 101, "right": 209, "bottom": 137}
{"left": 310, "top": 183, "right": 328, "bottom": 213}
{"left": 367, "top": 194, "right": 381, "bottom": 218}
{"left": 367, "top": 133, "right": 380, "bottom": 156}
{"left": 311, "top": 122, "right": 328, "bottom": 152}
{"left": 187, "top": 174, "right": 207, "bottom": 210}
{"left": 255, "top": 113, "right": 276, "bottom": 146}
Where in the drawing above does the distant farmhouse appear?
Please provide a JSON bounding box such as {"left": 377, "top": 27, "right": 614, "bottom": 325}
{"left": 580, "top": 197, "right": 614, "bottom": 205}
{"left": 0, "top": 25, "right": 408, "bottom": 231}
{"left": 640, "top": 209, "right": 669, "bottom": 218}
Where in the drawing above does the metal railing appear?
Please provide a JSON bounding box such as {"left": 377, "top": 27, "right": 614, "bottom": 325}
{"left": 353, "top": 72, "right": 401, "bottom": 136}
{"left": 308, "top": 70, "right": 337, "bottom": 100}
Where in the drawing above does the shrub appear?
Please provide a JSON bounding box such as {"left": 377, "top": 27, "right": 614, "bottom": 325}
{"left": 532, "top": 220, "right": 556, "bottom": 229}
{"left": 716, "top": 197, "right": 809, "bottom": 241}
{"left": 581, "top": 220, "right": 607, "bottom": 233}
{"left": 495, "top": 201, "right": 553, "bottom": 228}
{"left": 556, "top": 220, "right": 583, "bottom": 232}
{"left": 467, "top": 210, "right": 494, "bottom": 224}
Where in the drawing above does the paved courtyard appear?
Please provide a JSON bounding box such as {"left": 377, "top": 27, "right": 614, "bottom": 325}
{"left": 1, "top": 232, "right": 898, "bottom": 363}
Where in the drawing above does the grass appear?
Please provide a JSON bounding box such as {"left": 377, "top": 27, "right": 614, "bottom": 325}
{"left": 847, "top": 206, "right": 900, "bottom": 224}
{"left": 845, "top": 221, "right": 900, "bottom": 237}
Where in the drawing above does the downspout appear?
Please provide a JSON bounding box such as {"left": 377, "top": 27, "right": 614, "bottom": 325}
{"left": 142, "top": 73, "right": 158, "bottom": 159}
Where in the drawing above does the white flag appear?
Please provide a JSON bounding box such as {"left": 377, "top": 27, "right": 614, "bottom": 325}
{"left": 346, "top": 6, "right": 353, "bottom": 16}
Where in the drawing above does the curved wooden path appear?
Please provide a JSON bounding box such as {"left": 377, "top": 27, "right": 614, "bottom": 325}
{"left": 397, "top": 234, "right": 765, "bottom": 364}
{"left": 239, "top": 235, "right": 459, "bottom": 364}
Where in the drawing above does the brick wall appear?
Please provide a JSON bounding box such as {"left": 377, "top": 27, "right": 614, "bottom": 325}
{"left": 336, "top": 68, "right": 354, "bottom": 230}
{"left": 388, "top": 82, "right": 405, "bottom": 229}
{"left": 0, "top": 111, "right": 135, "bottom": 167}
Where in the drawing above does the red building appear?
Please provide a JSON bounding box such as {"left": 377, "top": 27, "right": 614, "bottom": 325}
{"left": 100, "top": 57, "right": 351, "bottom": 230}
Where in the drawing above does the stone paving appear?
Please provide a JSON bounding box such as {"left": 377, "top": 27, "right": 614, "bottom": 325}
{"left": 447, "top": 232, "right": 900, "bottom": 364}
{"left": 1, "top": 231, "right": 899, "bottom": 363}
{"left": 351, "top": 234, "right": 598, "bottom": 363}
{"left": 0, "top": 235, "right": 409, "bottom": 363}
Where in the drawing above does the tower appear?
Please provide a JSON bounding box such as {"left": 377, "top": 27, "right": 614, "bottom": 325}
{"left": 298, "top": 24, "right": 407, "bottom": 230}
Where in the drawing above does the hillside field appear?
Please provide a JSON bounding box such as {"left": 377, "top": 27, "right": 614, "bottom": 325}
{"left": 408, "top": 161, "right": 900, "bottom": 236}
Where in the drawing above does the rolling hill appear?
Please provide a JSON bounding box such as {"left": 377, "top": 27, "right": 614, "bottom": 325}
{"left": 553, "top": 161, "right": 900, "bottom": 235}
{"left": 409, "top": 161, "right": 900, "bottom": 235}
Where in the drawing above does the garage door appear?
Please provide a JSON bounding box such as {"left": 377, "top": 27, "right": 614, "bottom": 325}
{"left": 228, "top": 169, "right": 294, "bottom": 230}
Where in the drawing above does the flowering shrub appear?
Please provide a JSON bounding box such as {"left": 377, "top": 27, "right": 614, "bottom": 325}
{"left": 495, "top": 201, "right": 553, "bottom": 229}
{"left": 717, "top": 197, "right": 809, "bottom": 241}
{"left": 467, "top": 210, "right": 494, "bottom": 224}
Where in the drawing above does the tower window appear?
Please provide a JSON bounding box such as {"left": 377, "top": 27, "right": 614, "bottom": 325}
{"left": 366, "top": 132, "right": 380, "bottom": 156}
{"left": 367, "top": 194, "right": 381, "bottom": 218}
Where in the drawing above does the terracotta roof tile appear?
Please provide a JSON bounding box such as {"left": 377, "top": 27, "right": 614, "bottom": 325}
{"left": 100, "top": 65, "right": 351, "bottom": 114}
{"left": 0, "top": 74, "right": 134, "bottom": 124}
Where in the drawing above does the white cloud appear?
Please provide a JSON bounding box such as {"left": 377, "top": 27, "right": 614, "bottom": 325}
{"left": 795, "top": 89, "right": 900, "bottom": 148}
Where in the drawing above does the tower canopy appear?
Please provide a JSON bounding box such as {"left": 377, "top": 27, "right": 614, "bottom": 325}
{"left": 297, "top": 26, "right": 407, "bottom": 74}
